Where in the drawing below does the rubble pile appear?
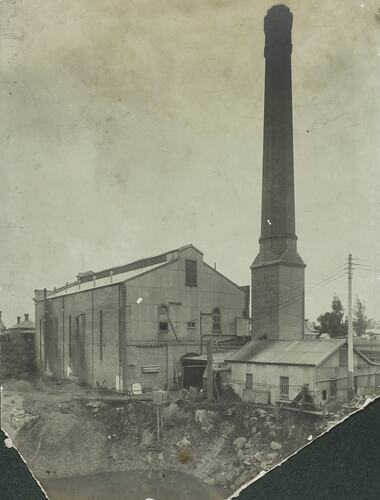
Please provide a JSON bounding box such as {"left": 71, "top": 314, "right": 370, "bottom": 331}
{"left": 2, "top": 377, "right": 363, "bottom": 492}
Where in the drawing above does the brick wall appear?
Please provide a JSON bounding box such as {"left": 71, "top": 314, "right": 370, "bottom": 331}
{"left": 252, "top": 263, "right": 304, "bottom": 340}
{"left": 0, "top": 333, "right": 35, "bottom": 378}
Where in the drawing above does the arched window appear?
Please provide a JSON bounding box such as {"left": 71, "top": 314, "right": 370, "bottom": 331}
{"left": 159, "top": 306, "right": 169, "bottom": 333}
{"left": 212, "top": 308, "right": 221, "bottom": 333}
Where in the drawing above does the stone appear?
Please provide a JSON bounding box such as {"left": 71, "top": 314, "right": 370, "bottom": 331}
{"left": 233, "top": 437, "right": 247, "bottom": 449}
{"left": 270, "top": 441, "right": 282, "bottom": 451}
{"left": 140, "top": 429, "right": 154, "bottom": 447}
{"left": 254, "top": 452, "right": 265, "bottom": 462}
{"left": 206, "top": 411, "right": 218, "bottom": 422}
{"left": 162, "top": 403, "right": 179, "bottom": 422}
{"left": 255, "top": 409, "right": 267, "bottom": 418}
{"left": 267, "top": 452, "right": 279, "bottom": 461}
{"left": 195, "top": 409, "right": 209, "bottom": 428}
{"left": 176, "top": 437, "right": 191, "bottom": 449}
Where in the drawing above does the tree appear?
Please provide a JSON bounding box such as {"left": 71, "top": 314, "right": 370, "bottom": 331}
{"left": 353, "top": 297, "right": 372, "bottom": 336}
{"left": 316, "top": 295, "right": 348, "bottom": 338}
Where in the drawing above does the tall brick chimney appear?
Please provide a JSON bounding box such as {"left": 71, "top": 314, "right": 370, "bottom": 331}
{"left": 251, "top": 5, "right": 305, "bottom": 340}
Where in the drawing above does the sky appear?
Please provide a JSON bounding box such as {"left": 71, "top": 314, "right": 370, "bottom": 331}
{"left": 0, "top": 0, "right": 379, "bottom": 326}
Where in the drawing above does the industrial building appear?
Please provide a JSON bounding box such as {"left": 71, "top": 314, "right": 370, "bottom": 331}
{"left": 34, "top": 245, "right": 250, "bottom": 391}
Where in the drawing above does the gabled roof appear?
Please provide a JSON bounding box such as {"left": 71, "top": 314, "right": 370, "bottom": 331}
{"left": 38, "top": 243, "right": 244, "bottom": 301}
{"left": 227, "top": 339, "right": 350, "bottom": 367}
{"left": 38, "top": 244, "right": 201, "bottom": 299}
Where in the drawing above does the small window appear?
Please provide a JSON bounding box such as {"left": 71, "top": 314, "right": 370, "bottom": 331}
{"left": 280, "top": 376, "right": 289, "bottom": 399}
{"left": 339, "top": 348, "right": 348, "bottom": 366}
{"left": 159, "top": 306, "right": 169, "bottom": 333}
{"left": 212, "top": 308, "right": 221, "bottom": 332}
{"left": 329, "top": 379, "right": 337, "bottom": 398}
{"left": 185, "top": 259, "right": 197, "bottom": 287}
{"left": 322, "top": 390, "right": 327, "bottom": 401}
{"left": 187, "top": 321, "right": 196, "bottom": 329}
{"left": 246, "top": 373, "right": 253, "bottom": 390}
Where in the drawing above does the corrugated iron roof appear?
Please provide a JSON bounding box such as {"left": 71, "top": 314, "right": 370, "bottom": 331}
{"left": 227, "top": 339, "right": 347, "bottom": 367}
{"left": 47, "top": 260, "right": 170, "bottom": 299}
{"left": 184, "top": 349, "right": 239, "bottom": 363}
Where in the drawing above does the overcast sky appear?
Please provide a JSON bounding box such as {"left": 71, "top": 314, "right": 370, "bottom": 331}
{"left": 0, "top": 0, "right": 379, "bottom": 326}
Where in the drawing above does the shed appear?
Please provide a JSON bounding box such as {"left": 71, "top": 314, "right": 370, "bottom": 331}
{"left": 225, "top": 339, "right": 376, "bottom": 405}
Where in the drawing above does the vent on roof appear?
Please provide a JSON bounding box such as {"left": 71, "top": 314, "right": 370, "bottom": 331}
{"left": 77, "top": 271, "right": 95, "bottom": 279}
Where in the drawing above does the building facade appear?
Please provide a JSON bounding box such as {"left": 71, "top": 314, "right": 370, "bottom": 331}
{"left": 34, "top": 245, "right": 250, "bottom": 391}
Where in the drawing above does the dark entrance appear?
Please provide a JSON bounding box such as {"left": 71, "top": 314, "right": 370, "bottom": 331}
{"left": 182, "top": 356, "right": 206, "bottom": 389}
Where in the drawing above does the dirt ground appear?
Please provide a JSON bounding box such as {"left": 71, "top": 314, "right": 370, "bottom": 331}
{"left": 1, "top": 376, "right": 362, "bottom": 494}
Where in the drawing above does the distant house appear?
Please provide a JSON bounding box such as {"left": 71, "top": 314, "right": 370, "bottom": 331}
{"left": 34, "top": 245, "right": 250, "bottom": 391}
{"left": 0, "top": 314, "right": 35, "bottom": 378}
{"left": 365, "top": 328, "right": 380, "bottom": 340}
{"left": 304, "top": 319, "right": 319, "bottom": 340}
{"left": 354, "top": 330, "right": 380, "bottom": 365}
{"left": 7, "top": 314, "right": 35, "bottom": 342}
{"left": 224, "top": 339, "right": 376, "bottom": 405}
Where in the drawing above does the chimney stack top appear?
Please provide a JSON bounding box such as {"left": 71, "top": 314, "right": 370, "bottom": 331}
{"left": 17, "top": 316, "right": 21, "bottom": 324}
{"left": 24, "top": 313, "right": 29, "bottom": 322}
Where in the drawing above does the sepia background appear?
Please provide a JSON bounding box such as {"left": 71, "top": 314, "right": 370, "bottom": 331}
{"left": 0, "top": 0, "right": 379, "bottom": 324}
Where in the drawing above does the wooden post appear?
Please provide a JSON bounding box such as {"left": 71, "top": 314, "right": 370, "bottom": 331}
{"left": 207, "top": 341, "right": 213, "bottom": 402}
{"left": 200, "top": 312, "right": 203, "bottom": 355}
{"left": 156, "top": 404, "right": 160, "bottom": 442}
{"left": 347, "top": 254, "right": 354, "bottom": 400}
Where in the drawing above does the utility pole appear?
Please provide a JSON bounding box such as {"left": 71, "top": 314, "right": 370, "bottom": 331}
{"left": 207, "top": 340, "right": 213, "bottom": 402}
{"left": 347, "top": 253, "right": 354, "bottom": 399}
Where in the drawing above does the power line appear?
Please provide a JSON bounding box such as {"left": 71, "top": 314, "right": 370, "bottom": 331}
{"left": 277, "top": 266, "right": 345, "bottom": 308}
{"left": 277, "top": 271, "right": 346, "bottom": 313}
{"left": 275, "top": 267, "right": 346, "bottom": 313}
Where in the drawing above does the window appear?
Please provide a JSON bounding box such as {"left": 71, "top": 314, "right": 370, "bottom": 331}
{"left": 329, "top": 379, "right": 337, "bottom": 398}
{"left": 212, "top": 308, "right": 221, "bottom": 332}
{"left": 246, "top": 373, "right": 253, "bottom": 390}
{"left": 322, "top": 390, "right": 327, "bottom": 401}
{"left": 280, "top": 376, "right": 289, "bottom": 399}
{"left": 185, "top": 259, "right": 197, "bottom": 287}
{"left": 187, "top": 321, "right": 196, "bottom": 329}
{"left": 159, "top": 306, "right": 169, "bottom": 333}
{"left": 339, "top": 348, "right": 348, "bottom": 366}
{"left": 99, "top": 311, "right": 103, "bottom": 361}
